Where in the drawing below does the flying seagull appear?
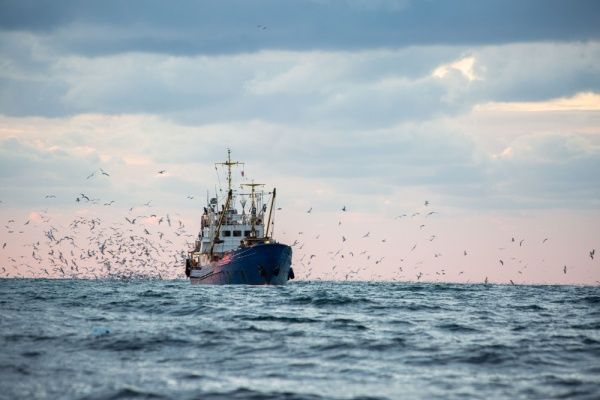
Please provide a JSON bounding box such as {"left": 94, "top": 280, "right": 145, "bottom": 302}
{"left": 158, "top": 170, "right": 166, "bottom": 174}
{"left": 307, "top": 207, "right": 312, "bottom": 214}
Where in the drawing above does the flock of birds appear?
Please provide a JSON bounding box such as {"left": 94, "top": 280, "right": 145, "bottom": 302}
{"left": 0, "top": 166, "right": 598, "bottom": 284}
{"left": 1, "top": 168, "right": 194, "bottom": 280}
{"left": 281, "top": 202, "right": 598, "bottom": 285}
{"left": 1, "top": 212, "right": 189, "bottom": 280}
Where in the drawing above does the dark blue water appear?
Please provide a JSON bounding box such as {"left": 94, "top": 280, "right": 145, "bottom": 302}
{"left": 1, "top": 280, "right": 599, "bottom": 399}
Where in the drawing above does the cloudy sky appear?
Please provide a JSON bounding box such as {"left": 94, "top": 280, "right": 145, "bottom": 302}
{"left": 1, "top": 0, "right": 599, "bottom": 283}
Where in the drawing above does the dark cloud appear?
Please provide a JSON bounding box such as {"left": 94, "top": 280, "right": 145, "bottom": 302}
{"left": 1, "top": 0, "right": 599, "bottom": 56}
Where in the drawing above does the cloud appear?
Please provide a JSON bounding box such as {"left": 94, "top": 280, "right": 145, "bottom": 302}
{"left": 0, "top": 113, "right": 478, "bottom": 211}
{"left": 2, "top": 33, "right": 599, "bottom": 129}
{"left": 1, "top": 1, "right": 599, "bottom": 56}
{"left": 1, "top": 5, "right": 599, "bottom": 213}
{"left": 475, "top": 92, "right": 600, "bottom": 112}
{"left": 432, "top": 56, "right": 479, "bottom": 81}
{"left": 471, "top": 42, "right": 600, "bottom": 102}
{"left": 487, "top": 132, "right": 600, "bottom": 207}
{"left": 0, "top": 136, "right": 104, "bottom": 206}
{"left": 2, "top": 111, "right": 599, "bottom": 212}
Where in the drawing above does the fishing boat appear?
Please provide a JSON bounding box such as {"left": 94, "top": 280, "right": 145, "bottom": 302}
{"left": 184, "top": 150, "right": 294, "bottom": 284}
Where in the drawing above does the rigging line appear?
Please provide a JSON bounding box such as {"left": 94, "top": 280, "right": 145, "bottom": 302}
{"left": 215, "top": 164, "right": 223, "bottom": 192}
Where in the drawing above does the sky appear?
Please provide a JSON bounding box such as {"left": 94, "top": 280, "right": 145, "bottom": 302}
{"left": 0, "top": 0, "right": 599, "bottom": 284}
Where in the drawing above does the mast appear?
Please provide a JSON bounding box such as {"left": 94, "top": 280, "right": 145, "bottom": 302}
{"left": 215, "top": 148, "right": 244, "bottom": 192}
{"left": 240, "top": 182, "right": 264, "bottom": 237}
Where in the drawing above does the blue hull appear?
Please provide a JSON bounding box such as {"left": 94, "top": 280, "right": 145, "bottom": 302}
{"left": 189, "top": 243, "right": 293, "bottom": 285}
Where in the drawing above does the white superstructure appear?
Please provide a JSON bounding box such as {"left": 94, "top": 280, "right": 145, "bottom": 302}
{"left": 187, "top": 150, "right": 277, "bottom": 269}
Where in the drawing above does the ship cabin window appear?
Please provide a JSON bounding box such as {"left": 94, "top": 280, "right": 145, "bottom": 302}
{"left": 233, "top": 230, "right": 242, "bottom": 237}
{"left": 222, "top": 230, "right": 231, "bottom": 237}
{"left": 244, "top": 230, "right": 251, "bottom": 237}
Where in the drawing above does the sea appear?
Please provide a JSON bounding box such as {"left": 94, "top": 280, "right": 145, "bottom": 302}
{"left": 1, "top": 279, "right": 599, "bottom": 400}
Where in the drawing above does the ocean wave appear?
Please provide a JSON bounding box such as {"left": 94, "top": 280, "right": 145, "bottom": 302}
{"left": 579, "top": 295, "right": 600, "bottom": 304}
{"left": 290, "top": 294, "right": 375, "bottom": 307}
{"left": 84, "top": 387, "right": 166, "bottom": 400}
{"left": 243, "top": 315, "right": 321, "bottom": 324}
{"left": 435, "top": 322, "right": 482, "bottom": 333}
{"left": 87, "top": 334, "right": 192, "bottom": 352}
{"left": 183, "top": 388, "right": 381, "bottom": 400}
{"left": 2, "top": 280, "right": 599, "bottom": 400}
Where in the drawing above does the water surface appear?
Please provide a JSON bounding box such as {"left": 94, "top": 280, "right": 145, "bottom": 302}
{"left": 1, "top": 280, "right": 599, "bottom": 399}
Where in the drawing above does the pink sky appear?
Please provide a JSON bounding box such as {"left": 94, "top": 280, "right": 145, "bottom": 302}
{"left": 1, "top": 200, "right": 599, "bottom": 284}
